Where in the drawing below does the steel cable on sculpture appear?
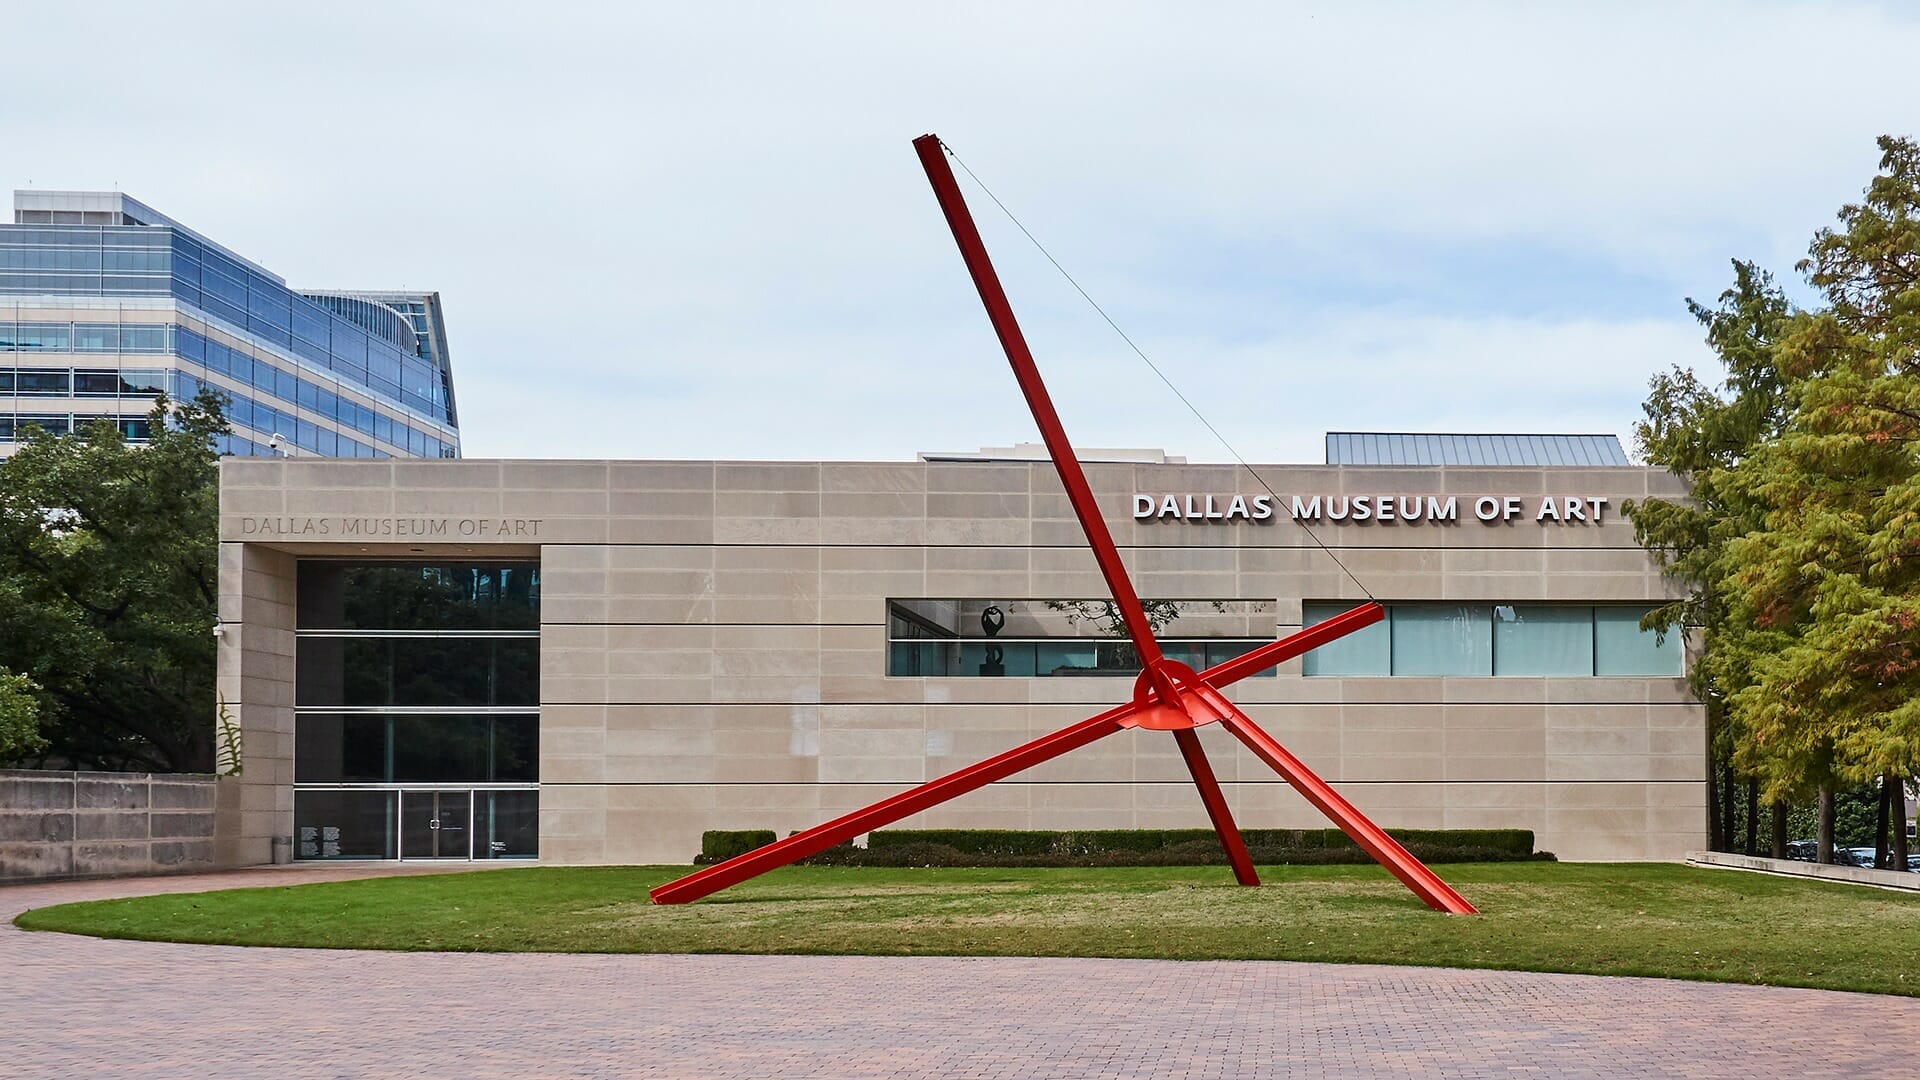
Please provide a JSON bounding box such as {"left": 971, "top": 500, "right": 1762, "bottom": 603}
{"left": 938, "top": 140, "right": 1376, "bottom": 604}
{"left": 651, "top": 134, "right": 1476, "bottom": 914}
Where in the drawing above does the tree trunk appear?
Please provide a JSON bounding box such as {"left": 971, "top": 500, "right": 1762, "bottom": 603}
{"left": 1744, "top": 779, "right": 1759, "bottom": 855}
{"left": 1875, "top": 773, "right": 1893, "bottom": 870}
{"left": 1817, "top": 786, "right": 1835, "bottom": 864}
{"left": 1893, "top": 776, "right": 1910, "bottom": 870}
{"left": 1707, "top": 767, "right": 1726, "bottom": 852}
{"left": 1719, "top": 763, "right": 1738, "bottom": 853}
{"left": 1770, "top": 801, "right": 1788, "bottom": 860}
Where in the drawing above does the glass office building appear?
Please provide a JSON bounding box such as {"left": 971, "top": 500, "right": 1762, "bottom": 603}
{"left": 1, "top": 190, "right": 459, "bottom": 458}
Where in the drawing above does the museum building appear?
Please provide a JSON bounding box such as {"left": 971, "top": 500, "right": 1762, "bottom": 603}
{"left": 213, "top": 433, "right": 1705, "bottom": 867}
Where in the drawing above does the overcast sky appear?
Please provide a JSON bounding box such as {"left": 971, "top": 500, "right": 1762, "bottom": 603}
{"left": 5, "top": 2, "right": 1917, "bottom": 462}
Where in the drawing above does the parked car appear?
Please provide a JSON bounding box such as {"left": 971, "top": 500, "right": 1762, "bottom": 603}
{"left": 1784, "top": 839, "right": 1818, "bottom": 862}
{"left": 1840, "top": 847, "right": 1880, "bottom": 868}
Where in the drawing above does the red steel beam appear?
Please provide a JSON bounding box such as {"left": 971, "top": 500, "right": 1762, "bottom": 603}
{"left": 653, "top": 604, "right": 1380, "bottom": 904}
{"left": 654, "top": 133, "right": 1475, "bottom": 914}
{"left": 1172, "top": 728, "right": 1259, "bottom": 886}
{"left": 1219, "top": 707, "right": 1479, "bottom": 914}
{"left": 912, "top": 133, "right": 1169, "bottom": 673}
{"left": 1201, "top": 601, "right": 1383, "bottom": 688}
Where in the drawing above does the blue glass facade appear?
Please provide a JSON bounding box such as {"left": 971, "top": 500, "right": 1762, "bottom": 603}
{"left": 2, "top": 192, "right": 459, "bottom": 458}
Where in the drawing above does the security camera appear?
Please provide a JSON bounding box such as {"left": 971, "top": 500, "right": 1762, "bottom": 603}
{"left": 268, "top": 432, "right": 285, "bottom": 453}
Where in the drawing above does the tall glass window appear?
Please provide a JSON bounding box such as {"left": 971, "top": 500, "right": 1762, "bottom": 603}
{"left": 293, "top": 562, "right": 539, "bottom": 861}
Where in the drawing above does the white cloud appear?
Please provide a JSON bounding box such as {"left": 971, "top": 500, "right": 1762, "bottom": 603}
{"left": 2, "top": 1, "right": 1913, "bottom": 461}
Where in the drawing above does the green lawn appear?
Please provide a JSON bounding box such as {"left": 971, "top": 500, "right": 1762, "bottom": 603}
{"left": 17, "top": 862, "right": 1920, "bottom": 996}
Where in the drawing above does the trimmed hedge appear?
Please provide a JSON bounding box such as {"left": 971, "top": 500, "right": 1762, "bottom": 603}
{"left": 694, "top": 827, "right": 1544, "bottom": 866}
{"left": 867, "top": 827, "right": 1535, "bottom": 858}
{"left": 775, "top": 827, "right": 1547, "bottom": 868}
{"left": 695, "top": 829, "right": 776, "bottom": 864}
{"left": 802, "top": 839, "right": 1551, "bottom": 868}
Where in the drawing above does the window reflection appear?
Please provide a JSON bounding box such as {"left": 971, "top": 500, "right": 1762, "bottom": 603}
{"left": 1302, "top": 602, "right": 1683, "bottom": 677}
{"left": 886, "top": 599, "right": 1277, "bottom": 678}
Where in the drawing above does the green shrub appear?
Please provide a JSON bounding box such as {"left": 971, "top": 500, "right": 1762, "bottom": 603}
{"left": 1379, "top": 829, "right": 1533, "bottom": 855}
{"left": 695, "top": 829, "right": 776, "bottom": 864}
{"left": 865, "top": 830, "right": 1057, "bottom": 856}
{"left": 865, "top": 827, "right": 1534, "bottom": 859}
{"left": 801, "top": 838, "right": 1552, "bottom": 869}
{"left": 827, "top": 827, "right": 1547, "bottom": 868}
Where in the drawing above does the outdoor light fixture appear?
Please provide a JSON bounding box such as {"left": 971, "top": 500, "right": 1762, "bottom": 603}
{"left": 650, "top": 134, "right": 1476, "bottom": 914}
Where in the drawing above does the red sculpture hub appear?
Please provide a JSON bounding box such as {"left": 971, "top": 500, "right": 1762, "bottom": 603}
{"left": 1126, "top": 660, "right": 1228, "bottom": 730}
{"left": 649, "top": 134, "right": 1478, "bottom": 915}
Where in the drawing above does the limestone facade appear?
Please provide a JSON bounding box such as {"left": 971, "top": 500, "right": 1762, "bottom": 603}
{"left": 217, "top": 457, "right": 1705, "bottom": 865}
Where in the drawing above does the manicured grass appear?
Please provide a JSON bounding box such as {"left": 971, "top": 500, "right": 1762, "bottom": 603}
{"left": 17, "top": 862, "right": 1920, "bottom": 996}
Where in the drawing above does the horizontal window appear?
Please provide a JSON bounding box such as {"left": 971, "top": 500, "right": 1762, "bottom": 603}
{"left": 6, "top": 415, "right": 70, "bottom": 437}
{"left": 296, "top": 636, "right": 539, "bottom": 707}
{"left": 72, "top": 369, "right": 168, "bottom": 397}
{"left": 298, "top": 562, "right": 540, "bottom": 630}
{"left": 886, "top": 599, "right": 1277, "bottom": 678}
{"left": 0, "top": 415, "right": 155, "bottom": 443}
{"left": 73, "top": 325, "right": 118, "bottom": 352}
{"left": 13, "top": 368, "right": 70, "bottom": 395}
{"left": 888, "top": 638, "right": 1275, "bottom": 678}
{"left": 0, "top": 323, "right": 72, "bottom": 351}
{"left": 295, "top": 713, "right": 538, "bottom": 783}
{"left": 121, "top": 325, "right": 166, "bottom": 352}
{"left": 1301, "top": 602, "right": 1683, "bottom": 677}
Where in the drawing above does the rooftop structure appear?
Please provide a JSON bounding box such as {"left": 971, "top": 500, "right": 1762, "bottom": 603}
{"left": 1325, "top": 432, "right": 1632, "bottom": 467}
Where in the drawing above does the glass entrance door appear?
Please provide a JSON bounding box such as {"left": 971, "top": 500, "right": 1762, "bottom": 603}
{"left": 401, "top": 790, "right": 472, "bottom": 859}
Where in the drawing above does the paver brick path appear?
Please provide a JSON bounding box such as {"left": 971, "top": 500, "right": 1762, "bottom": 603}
{"left": 6, "top": 864, "right": 1919, "bottom": 1078}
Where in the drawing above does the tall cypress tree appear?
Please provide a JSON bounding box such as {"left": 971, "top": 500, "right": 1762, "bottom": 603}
{"left": 1626, "top": 262, "right": 1796, "bottom": 852}
{"left": 1725, "top": 136, "right": 1920, "bottom": 866}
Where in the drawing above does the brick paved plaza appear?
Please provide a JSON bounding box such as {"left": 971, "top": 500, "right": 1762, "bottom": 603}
{"left": 6, "top": 866, "right": 1918, "bottom": 1078}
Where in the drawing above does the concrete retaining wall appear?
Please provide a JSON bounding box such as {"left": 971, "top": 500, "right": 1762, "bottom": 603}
{"left": 0, "top": 769, "right": 218, "bottom": 883}
{"left": 1686, "top": 850, "right": 1920, "bottom": 893}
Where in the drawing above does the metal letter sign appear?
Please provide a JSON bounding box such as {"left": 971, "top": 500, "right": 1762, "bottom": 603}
{"left": 651, "top": 135, "right": 1477, "bottom": 914}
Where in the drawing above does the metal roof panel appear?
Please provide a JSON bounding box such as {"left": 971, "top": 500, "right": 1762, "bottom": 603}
{"left": 1325, "top": 432, "right": 1629, "bottom": 467}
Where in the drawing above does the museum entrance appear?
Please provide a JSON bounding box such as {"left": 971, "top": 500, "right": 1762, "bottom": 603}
{"left": 291, "top": 561, "right": 542, "bottom": 863}
{"left": 401, "top": 790, "right": 471, "bottom": 859}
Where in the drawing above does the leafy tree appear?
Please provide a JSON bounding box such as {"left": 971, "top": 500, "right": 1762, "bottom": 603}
{"left": 0, "top": 391, "right": 228, "bottom": 772}
{"left": 1726, "top": 136, "right": 1920, "bottom": 869}
{"left": 1630, "top": 136, "right": 1920, "bottom": 866}
{"left": 1624, "top": 262, "right": 1797, "bottom": 853}
{"left": 0, "top": 669, "right": 44, "bottom": 759}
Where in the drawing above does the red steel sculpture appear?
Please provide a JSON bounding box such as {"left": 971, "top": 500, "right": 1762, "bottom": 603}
{"left": 651, "top": 134, "right": 1478, "bottom": 914}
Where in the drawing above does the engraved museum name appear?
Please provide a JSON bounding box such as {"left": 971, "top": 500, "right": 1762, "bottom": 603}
{"left": 236, "top": 516, "right": 546, "bottom": 538}
{"left": 1133, "top": 493, "right": 1610, "bottom": 525}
